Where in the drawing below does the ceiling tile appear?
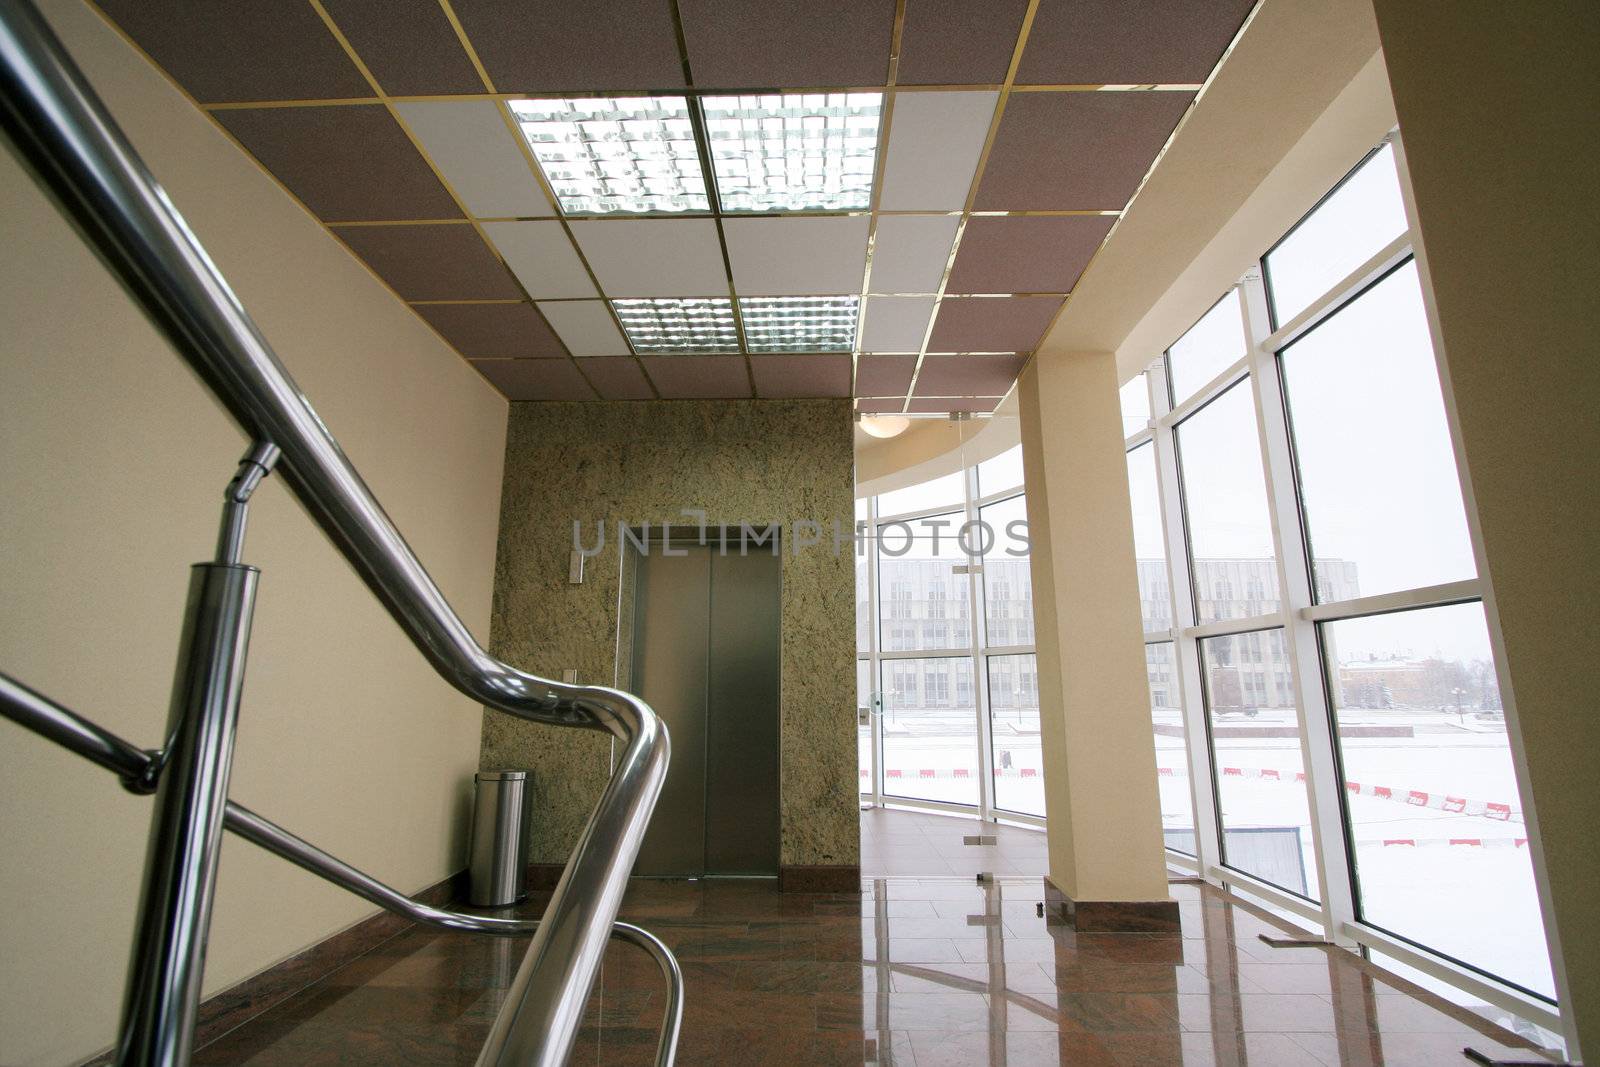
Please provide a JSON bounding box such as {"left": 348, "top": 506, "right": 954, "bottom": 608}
{"left": 856, "top": 355, "right": 918, "bottom": 396}
{"left": 926, "top": 296, "right": 1062, "bottom": 352}
{"left": 723, "top": 217, "right": 869, "bottom": 296}
{"left": 640, "top": 356, "right": 753, "bottom": 400}
{"left": 878, "top": 92, "right": 998, "bottom": 211}
{"left": 913, "top": 354, "right": 1027, "bottom": 396}
{"left": 577, "top": 357, "right": 655, "bottom": 401}
{"left": 1016, "top": 0, "right": 1255, "bottom": 85}
{"left": 678, "top": 0, "right": 895, "bottom": 88}
{"left": 750, "top": 354, "right": 853, "bottom": 398}
{"left": 537, "top": 301, "right": 631, "bottom": 356}
{"left": 857, "top": 397, "right": 908, "bottom": 413}
{"left": 860, "top": 296, "right": 936, "bottom": 353}
{"left": 897, "top": 0, "right": 1030, "bottom": 85}
{"left": 472, "top": 359, "right": 596, "bottom": 401}
{"left": 393, "top": 101, "right": 553, "bottom": 219}
{"left": 215, "top": 106, "right": 460, "bottom": 221}
{"left": 868, "top": 215, "right": 959, "bottom": 294}
{"left": 481, "top": 222, "right": 596, "bottom": 299}
{"left": 570, "top": 221, "right": 730, "bottom": 298}
{"left": 335, "top": 225, "right": 519, "bottom": 300}
{"left": 321, "top": 0, "right": 485, "bottom": 95}
{"left": 946, "top": 216, "right": 1115, "bottom": 294}
{"left": 973, "top": 92, "right": 1192, "bottom": 210}
{"left": 94, "top": 1, "right": 369, "bottom": 103}
{"left": 449, "top": 0, "right": 686, "bottom": 91}
{"left": 413, "top": 303, "right": 567, "bottom": 359}
{"left": 908, "top": 395, "right": 1003, "bottom": 413}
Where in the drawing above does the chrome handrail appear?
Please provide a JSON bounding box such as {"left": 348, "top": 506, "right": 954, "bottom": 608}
{"left": 0, "top": 2, "right": 672, "bottom": 1064}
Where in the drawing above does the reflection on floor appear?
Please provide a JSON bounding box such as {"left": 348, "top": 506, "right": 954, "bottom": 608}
{"left": 861, "top": 806, "right": 1049, "bottom": 878}
{"left": 190, "top": 877, "right": 1555, "bottom": 1063}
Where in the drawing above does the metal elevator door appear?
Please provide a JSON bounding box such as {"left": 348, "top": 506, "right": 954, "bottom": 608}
{"left": 630, "top": 543, "right": 781, "bottom": 877}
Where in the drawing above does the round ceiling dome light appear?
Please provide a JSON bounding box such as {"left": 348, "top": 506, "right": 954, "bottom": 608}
{"left": 858, "top": 414, "right": 911, "bottom": 439}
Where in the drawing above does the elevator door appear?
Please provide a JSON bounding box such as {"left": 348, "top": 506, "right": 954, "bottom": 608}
{"left": 630, "top": 543, "right": 781, "bottom": 877}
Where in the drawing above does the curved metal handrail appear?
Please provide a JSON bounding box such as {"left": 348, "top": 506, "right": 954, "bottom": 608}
{"left": 0, "top": 4, "right": 669, "bottom": 1064}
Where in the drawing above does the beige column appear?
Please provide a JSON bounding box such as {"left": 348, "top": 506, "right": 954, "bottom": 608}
{"left": 1370, "top": 2, "right": 1598, "bottom": 1056}
{"left": 1018, "top": 352, "right": 1173, "bottom": 928}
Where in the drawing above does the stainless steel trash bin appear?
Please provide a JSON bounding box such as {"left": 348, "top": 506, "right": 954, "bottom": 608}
{"left": 468, "top": 770, "right": 532, "bottom": 906}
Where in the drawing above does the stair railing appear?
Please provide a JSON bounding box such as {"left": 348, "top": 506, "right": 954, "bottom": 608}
{"left": 0, "top": 1, "right": 677, "bottom": 1064}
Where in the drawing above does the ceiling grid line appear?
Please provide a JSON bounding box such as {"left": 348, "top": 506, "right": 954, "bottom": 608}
{"left": 850, "top": 0, "right": 907, "bottom": 400}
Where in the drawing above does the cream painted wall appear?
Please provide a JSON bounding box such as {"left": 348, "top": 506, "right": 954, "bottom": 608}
{"left": 0, "top": 2, "right": 507, "bottom": 1063}
{"left": 1371, "top": 3, "right": 1598, "bottom": 1056}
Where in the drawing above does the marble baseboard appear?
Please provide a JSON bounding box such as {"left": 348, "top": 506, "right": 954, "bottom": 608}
{"left": 778, "top": 864, "right": 861, "bottom": 892}
{"left": 1043, "top": 873, "right": 1181, "bottom": 933}
{"left": 80, "top": 870, "right": 467, "bottom": 1066}
{"left": 528, "top": 862, "right": 565, "bottom": 890}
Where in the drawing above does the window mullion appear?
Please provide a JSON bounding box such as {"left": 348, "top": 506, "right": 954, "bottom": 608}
{"left": 967, "top": 463, "right": 996, "bottom": 821}
{"left": 1240, "top": 266, "right": 1357, "bottom": 946}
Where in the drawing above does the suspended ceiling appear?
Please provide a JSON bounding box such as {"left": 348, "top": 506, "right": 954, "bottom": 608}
{"left": 91, "top": 0, "right": 1255, "bottom": 408}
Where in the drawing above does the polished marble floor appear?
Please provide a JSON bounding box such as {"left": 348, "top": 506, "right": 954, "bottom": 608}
{"left": 861, "top": 806, "right": 1049, "bottom": 878}
{"left": 191, "top": 865, "right": 1557, "bottom": 1066}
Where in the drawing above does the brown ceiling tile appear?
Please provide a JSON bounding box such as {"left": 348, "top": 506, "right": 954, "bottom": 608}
{"left": 449, "top": 0, "right": 686, "bottom": 91}
{"left": 215, "top": 106, "right": 461, "bottom": 221}
{"left": 321, "top": 0, "right": 486, "bottom": 95}
{"left": 640, "top": 356, "right": 753, "bottom": 399}
{"left": 946, "top": 216, "right": 1115, "bottom": 294}
{"left": 926, "top": 296, "right": 1061, "bottom": 352}
{"left": 897, "top": 0, "right": 1029, "bottom": 86}
{"left": 908, "top": 396, "right": 1003, "bottom": 413}
{"left": 578, "top": 357, "right": 655, "bottom": 401}
{"left": 414, "top": 303, "right": 567, "bottom": 359}
{"left": 857, "top": 397, "right": 908, "bottom": 413}
{"left": 472, "top": 359, "right": 597, "bottom": 401}
{"left": 1016, "top": 0, "right": 1255, "bottom": 85}
{"left": 972, "top": 92, "right": 1192, "bottom": 210}
{"left": 855, "top": 355, "right": 918, "bottom": 396}
{"left": 95, "top": 0, "right": 370, "bottom": 103}
{"left": 678, "top": 0, "right": 895, "bottom": 88}
{"left": 750, "top": 355, "right": 853, "bottom": 399}
{"left": 913, "top": 354, "right": 1026, "bottom": 396}
{"left": 335, "top": 225, "right": 520, "bottom": 301}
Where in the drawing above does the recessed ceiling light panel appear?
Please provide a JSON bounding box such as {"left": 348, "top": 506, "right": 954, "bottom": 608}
{"left": 702, "top": 93, "right": 883, "bottom": 213}
{"left": 613, "top": 297, "right": 740, "bottom": 353}
{"left": 511, "top": 97, "right": 710, "bottom": 216}
{"left": 739, "top": 295, "right": 860, "bottom": 352}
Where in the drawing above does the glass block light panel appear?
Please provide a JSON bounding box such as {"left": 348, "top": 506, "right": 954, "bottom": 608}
{"left": 613, "top": 298, "right": 741, "bottom": 353}
{"left": 702, "top": 93, "right": 883, "bottom": 212}
{"left": 511, "top": 97, "right": 710, "bottom": 215}
{"left": 740, "top": 296, "right": 860, "bottom": 352}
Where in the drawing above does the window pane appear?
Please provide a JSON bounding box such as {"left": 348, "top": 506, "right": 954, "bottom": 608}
{"left": 1201, "top": 629, "right": 1319, "bottom": 899}
{"left": 1146, "top": 642, "right": 1195, "bottom": 854}
{"left": 980, "top": 495, "right": 1032, "bottom": 647}
{"left": 1167, "top": 289, "right": 1248, "bottom": 405}
{"left": 881, "top": 657, "right": 979, "bottom": 806}
{"left": 1176, "top": 383, "right": 1280, "bottom": 622}
{"left": 858, "top": 658, "right": 872, "bottom": 795}
{"left": 1281, "top": 261, "right": 1475, "bottom": 602}
{"left": 877, "top": 469, "right": 965, "bottom": 517}
{"left": 1265, "top": 143, "right": 1408, "bottom": 325}
{"left": 1324, "top": 602, "right": 1553, "bottom": 998}
{"left": 855, "top": 533, "right": 871, "bottom": 651}
{"left": 878, "top": 513, "right": 972, "bottom": 652}
{"left": 978, "top": 444, "right": 1024, "bottom": 496}
{"left": 1119, "top": 372, "right": 1150, "bottom": 438}
{"left": 1126, "top": 443, "right": 1171, "bottom": 634}
{"left": 988, "top": 654, "right": 1043, "bottom": 816}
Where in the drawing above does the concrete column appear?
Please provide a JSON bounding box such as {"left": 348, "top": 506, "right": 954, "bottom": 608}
{"left": 1370, "top": 3, "right": 1597, "bottom": 1056}
{"left": 1018, "top": 352, "right": 1173, "bottom": 930}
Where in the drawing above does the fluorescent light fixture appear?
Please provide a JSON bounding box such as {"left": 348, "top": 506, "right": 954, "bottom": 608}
{"left": 702, "top": 93, "right": 883, "bottom": 212}
{"left": 858, "top": 414, "right": 910, "bottom": 439}
{"left": 510, "top": 97, "right": 710, "bottom": 215}
{"left": 612, "top": 297, "right": 740, "bottom": 353}
{"left": 739, "top": 296, "right": 859, "bottom": 353}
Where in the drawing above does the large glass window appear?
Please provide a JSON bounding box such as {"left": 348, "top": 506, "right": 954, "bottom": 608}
{"left": 857, "top": 658, "right": 872, "bottom": 796}
{"left": 877, "top": 513, "right": 972, "bottom": 653}
{"left": 1145, "top": 642, "right": 1194, "bottom": 854}
{"left": 977, "top": 445, "right": 1024, "bottom": 496}
{"left": 980, "top": 495, "right": 1032, "bottom": 647}
{"left": 1167, "top": 289, "right": 1248, "bottom": 405}
{"left": 1126, "top": 443, "right": 1170, "bottom": 634}
{"left": 876, "top": 470, "right": 964, "bottom": 517}
{"left": 1119, "top": 372, "right": 1150, "bottom": 437}
{"left": 1175, "top": 383, "right": 1280, "bottom": 622}
{"left": 881, "top": 657, "right": 979, "bottom": 806}
{"left": 987, "top": 654, "right": 1041, "bottom": 816}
